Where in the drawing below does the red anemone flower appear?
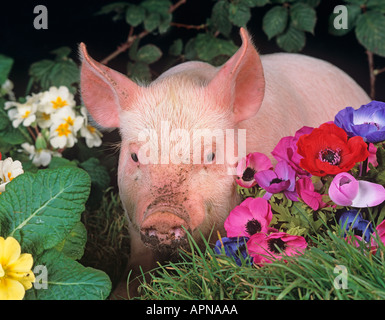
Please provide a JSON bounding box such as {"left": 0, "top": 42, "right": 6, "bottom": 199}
{"left": 296, "top": 123, "right": 369, "bottom": 177}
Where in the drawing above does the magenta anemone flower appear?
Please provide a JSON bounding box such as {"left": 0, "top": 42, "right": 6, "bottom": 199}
{"left": 247, "top": 232, "right": 307, "bottom": 265}
{"left": 329, "top": 172, "right": 385, "bottom": 207}
{"left": 271, "top": 126, "right": 313, "bottom": 176}
{"left": 296, "top": 177, "right": 326, "bottom": 211}
{"left": 224, "top": 197, "right": 272, "bottom": 238}
{"left": 236, "top": 152, "right": 272, "bottom": 188}
{"left": 254, "top": 161, "right": 298, "bottom": 201}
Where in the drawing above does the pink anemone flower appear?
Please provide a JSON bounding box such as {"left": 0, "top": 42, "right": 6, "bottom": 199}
{"left": 247, "top": 232, "right": 307, "bottom": 265}
{"left": 224, "top": 197, "right": 272, "bottom": 238}
{"left": 236, "top": 152, "right": 272, "bottom": 188}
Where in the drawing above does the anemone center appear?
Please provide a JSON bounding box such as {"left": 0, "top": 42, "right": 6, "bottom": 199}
{"left": 267, "top": 238, "right": 286, "bottom": 254}
{"left": 364, "top": 121, "right": 380, "bottom": 130}
{"left": 242, "top": 167, "right": 256, "bottom": 181}
{"left": 319, "top": 148, "right": 341, "bottom": 165}
{"left": 245, "top": 219, "right": 262, "bottom": 235}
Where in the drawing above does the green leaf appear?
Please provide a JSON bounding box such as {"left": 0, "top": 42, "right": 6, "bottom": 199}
{"left": 228, "top": 3, "right": 251, "bottom": 27}
{"left": 276, "top": 25, "right": 306, "bottom": 52}
{"left": 136, "top": 44, "right": 163, "bottom": 64}
{"left": 27, "top": 249, "right": 111, "bottom": 300}
{"left": 0, "top": 167, "right": 91, "bottom": 255}
{"left": 95, "top": 2, "right": 128, "bottom": 15}
{"left": 127, "top": 61, "right": 152, "bottom": 81}
{"left": 367, "top": 0, "right": 385, "bottom": 12}
{"left": 290, "top": 3, "right": 317, "bottom": 34}
{"left": 144, "top": 12, "right": 161, "bottom": 32}
{"left": 194, "top": 33, "right": 238, "bottom": 63}
{"left": 54, "top": 221, "right": 87, "bottom": 260}
{"left": 241, "top": 0, "right": 270, "bottom": 7}
{"left": 140, "top": 0, "right": 171, "bottom": 15}
{"left": 211, "top": 0, "right": 232, "bottom": 37}
{"left": 328, "top": 4, "right": 361, "bottom": 36}
{"left": 169, "top": 39, "right": 183, "bottom": 56}
{"left": 80, "top": 157, "right": 110, "bottom": 190}
{"left": 263, "top": 6, "right": 289, "bottom": 40}
{"left": 0, "top": 54, "right": 14, "bottom": 85}
{"left": 125, "top": 4, "right": 146, "bottom": 27}
{"left": 50, "top": 47, "right": 72, "bottom": 60}
{"left": 298, "top": 0, "right": 320, "bottom": 7}
{"left": 355, "top": 11, "right": 385, "bottom": 57}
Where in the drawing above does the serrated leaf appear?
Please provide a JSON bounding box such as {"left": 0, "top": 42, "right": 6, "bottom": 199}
{"left": 328, "top": 4, "right": 361, "bottom": 36}
{"left": 0, "top": 54, "right": 14, "bottom": 85}
{"left": 263, "top": 6, "right": 289, "bottom": 40}
{"left": 228, "top": 3, "right": 251, "bottom": 27}
{"left": 242, "top": 0, "right": 270, "bottom": 7}
{"left": 144, "top": 12, "right": 161, "bottom": 32}
{"left": 194, "top": 33, "right": 238, "bottom": 63}
{"left": 26, "top": 249, "right": 111, "bottom": 300}
{"left": 355, "top": 11, "right": 385, "bottom": 57}
{"left": 125, "top": 4, "right": 146, "bottom": 27}
{"left": 169, "top": 39, "right": 183, "bottom": 56}
{"left": 50, "top": 47, "right": 71, "bottom": 60}
{"left": 211, "top": 1, "right": 232, "bottom": 37}
{"left": 0, "top": 167, "right": 91, "bottom": 255}
{"left": 55, "top": 221, "right": 87, "bottom": 260}
{"left": 127, "top": 61, "right": 152, "bottom": 82}
{"left": 290, "top": 3, "right": 317, "bottom": 34}
{"left": 276, "top": 25, "right": 306, "bottom": 52}
{"left": 136, "top": 44, "right": 162, "bottom": 64}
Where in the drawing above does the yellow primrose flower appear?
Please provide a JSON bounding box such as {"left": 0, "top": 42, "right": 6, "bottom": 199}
{"left": 0, "top": 237, "right": 35, "bottom": 300}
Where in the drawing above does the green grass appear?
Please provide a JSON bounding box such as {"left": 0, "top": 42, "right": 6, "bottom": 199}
{"left": 135, "top": 230, "right": 385, "bottom": 300}
{"left": 81, "top": 189, "right": 385, "bottom": 300}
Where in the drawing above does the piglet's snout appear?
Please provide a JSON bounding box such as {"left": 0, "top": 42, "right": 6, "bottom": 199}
{"left": 140, "top": 211, "right": 190, "bottom": 247}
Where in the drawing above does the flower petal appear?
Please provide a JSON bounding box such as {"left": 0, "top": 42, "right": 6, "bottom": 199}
{"left": 0, "top": 237, "right": 21, "bottom": 266}
{"left": 0, "top": 278, "right": 25, "bottom": 300}
{"left": 351, "top": 180, "right": 385, "bottom": 207}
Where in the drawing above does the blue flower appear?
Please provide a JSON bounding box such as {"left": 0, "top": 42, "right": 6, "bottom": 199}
{"left": 334, "top": 101, "right": 385, "bottom": 143}
{"left": 214, "top": 237, "right": 253, "bottom": 266}
{"left": 339, "top": 209, "right": 373, "bottom": 242}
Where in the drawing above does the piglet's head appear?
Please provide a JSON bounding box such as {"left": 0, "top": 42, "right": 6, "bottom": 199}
{"left": 79, "top": 28, "right": 265, "bottom": 253}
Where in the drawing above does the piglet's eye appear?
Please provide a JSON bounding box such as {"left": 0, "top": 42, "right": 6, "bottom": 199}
{"left": 206, "top": 152, "right": 215, "bottom": 163}
{"left": 131, "top": 153, "right": 139, "bottom": 162}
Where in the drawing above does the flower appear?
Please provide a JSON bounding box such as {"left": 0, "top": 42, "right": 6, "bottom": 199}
{"left": 247, "top": 232, "right": 307, "bottom": 265}
{"left": 339, "top": 210, "right": 373, "bottom": 242}
{"left": 79, "top": 107, "right": 103, "bottom": 148}
{"left": 254, "top": 161, "right": 298, "bottom": 201}
{"left": 21, "top": 143, "right": 60, "bottom": 167}
{"left": 49, "top": 106, "right": 84, "bottom": 149}
{"left": 38, "top": 86, "right": 76, "bottom": 115}
{"left": 296, "top": 177, "right": 326, "bottom": 211}
{"left": 329, "top": 172, "right": 385, "bottom": 207}
{"left": 5, "top": 93, "right": 41, "bottom": 128}
{"left": 296, "top": 123, "right": 369, "bottom": 176}
{"left": 0, "top": 236, "right": 35, "bottom": 300}
{"left": 0, "top": 158, "right": 24, "bottom": 193}
{"left": 334, "top": 101, "right": 385, "bottom": 143}
{"left": 271, "top": 126, "right": 313, "bottom": 176}
{"left": 236, "top": 152, "right": 272, "bottom": 188}
{"left": 214, "top": 237, "right": 252, "bottom": 266}
{"left": 224, "top": 197, "right": 272, "bottom": 238}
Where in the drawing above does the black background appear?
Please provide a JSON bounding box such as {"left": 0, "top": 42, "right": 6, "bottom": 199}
{"left": 0, "top": 0, "right": 384, "bottom": 101}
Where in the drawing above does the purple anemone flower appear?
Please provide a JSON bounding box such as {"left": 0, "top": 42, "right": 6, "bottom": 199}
{"left": 334, "top": 101, "right": 385, "bottom": 143}
{"left": 214, "top": 237, "right": 253, "bottom": 266}
{"left": 254, "top": 161, "right": 298, "bottom": 201}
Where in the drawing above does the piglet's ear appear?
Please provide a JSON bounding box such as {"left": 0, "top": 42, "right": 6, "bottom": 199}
{"left": 79, "top": 43, "right": 139, "bottom": 128}
{"left": 207, "top": 28, "right": 265, "bottom": 123}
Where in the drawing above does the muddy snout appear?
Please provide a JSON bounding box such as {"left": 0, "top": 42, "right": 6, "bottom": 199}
{"left": 140, "top": 210, "right": 191, "bottom": 250}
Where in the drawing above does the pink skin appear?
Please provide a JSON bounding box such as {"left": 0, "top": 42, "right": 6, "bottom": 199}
{"left": 79, "top": 28, "right": 370, "bottom": 297}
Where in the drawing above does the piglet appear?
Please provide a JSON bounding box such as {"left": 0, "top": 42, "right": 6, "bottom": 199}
{"left": 79, "top": 28, "right": 369, "bottom": 297}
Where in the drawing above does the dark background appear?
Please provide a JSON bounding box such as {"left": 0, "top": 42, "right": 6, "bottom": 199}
{"left": 0, "top": 0, "right": 384, "bottom": 101}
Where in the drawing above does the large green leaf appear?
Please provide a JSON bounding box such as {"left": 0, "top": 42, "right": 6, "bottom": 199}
{"left": 276, "top": 25, "right": 306, "bottom": 52}
{"left": 228, "top": 2, "right": 251, "bottom": 27}
{"left": 26, "top": 248, "right": 111, "bottom": 300}
{"left": 355, "top": 11, "right": 385, "bottom": 57}
{"left": 194, "top": 33, "right": 238, "bottom": 63}
{"left": 290, "top": 3, "right": 317, "bottom": 34}
{"left": 125, "top": 4, "right": 146, "bottom": 27}
{"left": 0, "top": 167, "right": 91, "bottom": 255}
{"left": 136, "top": 44, "right": 163, "bottom": 64}
{"left": 211, "top": 0, "right": 232, "bottom": 37}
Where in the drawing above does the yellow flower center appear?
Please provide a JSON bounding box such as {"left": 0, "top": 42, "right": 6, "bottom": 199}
{"left": 22, "top": 111, "right": 30, "bottom": 119}
{"left": 51, "top": 97, "right": 68, "bottom": 109}
{"left": 87, "top": 125, "right": 96, "bottom": 134}
{"left": 65, "top": 116, "right": 74, "bottom": 126}
{"left": 3, "top": 172, "right": 13, "bottom": 182}
{"left": 55, "top": 123, "right": 72, "bottom": 137}
{"left": 42, "top": 113, "right": 50, "bottom": 121}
